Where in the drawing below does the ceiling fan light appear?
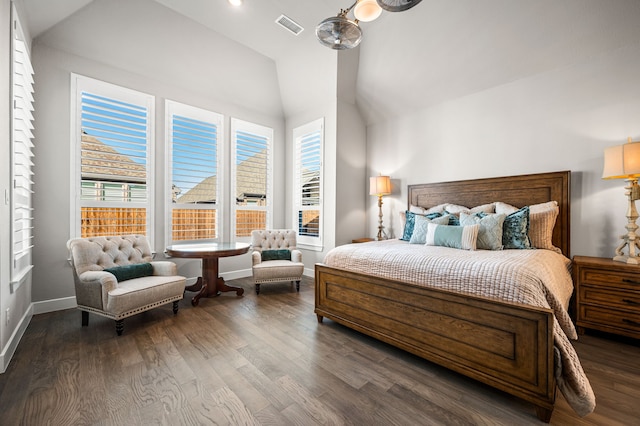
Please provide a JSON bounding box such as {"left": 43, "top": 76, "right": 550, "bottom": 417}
{"left": 354, "top": 0, "right": 383, "bottom": 22}
{"left": 228, "top": 0, "right": 242, "bottom": 6}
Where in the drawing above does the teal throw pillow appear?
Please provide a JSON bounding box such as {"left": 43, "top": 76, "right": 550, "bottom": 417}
{"left": 409, "top": 214, "right": 451, "bottom": 244}
{"left": 459, "top": 212, "right": 506, "bottom": 250}
{"left": 261, "top": 249, "right": 291, "bottom": 261}
{"left": 104, "top": 263, "right": 153, "bottom": 282}
{"left": 401, "top": 211, "right": 442, "bottom": 241}
{"left": 502, "top": 206, "right": 531, "bottom": 249}
{"left": 425, "top": 223, "right": 480, "bottom": 250}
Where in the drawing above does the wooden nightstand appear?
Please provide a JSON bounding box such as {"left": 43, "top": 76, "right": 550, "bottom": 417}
{"left": 351, "top": 238, "right": 374, "bottom": 243}
{"left": 573, "top": 255, "right": 640, "bottom": 339}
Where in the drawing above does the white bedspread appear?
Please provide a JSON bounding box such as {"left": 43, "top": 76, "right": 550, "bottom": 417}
{"left": 323, "top": 239, "right": 595, "bottom": 417}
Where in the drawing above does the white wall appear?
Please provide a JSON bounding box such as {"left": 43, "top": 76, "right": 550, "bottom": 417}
{"left": 366, "top": 42, "right": 640, "bottom": 258}
{"left": 30, "top": 0, "right": 286, "bottom": 305}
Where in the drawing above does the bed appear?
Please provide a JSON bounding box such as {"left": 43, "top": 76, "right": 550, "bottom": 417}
{"left": 314, "top": 171, "right": 595, "bottom": 422}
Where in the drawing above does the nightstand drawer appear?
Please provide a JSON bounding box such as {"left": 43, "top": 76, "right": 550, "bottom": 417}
{"left": 578, "top": 304, "right": 640, "bottom": 335}
{"left": 578, "top": 268, "right": 640, "bottom": 291}
{"left": 579, "top": 285, "right": 640, "bottom": 310}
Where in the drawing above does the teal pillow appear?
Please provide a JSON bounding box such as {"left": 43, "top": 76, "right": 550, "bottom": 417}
{"left": 261, "top": 249, "right": 291, "bottom": 261}
{"left": 401, "top": 211, "right": 442, "bottom": 241}
{"left": 425, "top": 223, "right": 480, "bottom": 250}
{"left": 444, "top": 211, "right": 460, "bottom": 226}
{"left": 104, "top": 263, "right": 153, "bottom": 282}
{"left": 460, "top": 212, "right": 506, "bottom": 250}
{"left": 409, "top": 214, "right": 451, "bottom": 244}
{"left": 502, "top": 206, "right": 531, "bottom": 249}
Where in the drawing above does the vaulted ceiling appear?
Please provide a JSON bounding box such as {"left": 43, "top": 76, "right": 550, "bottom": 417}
{"left": 20, "top": 0, "right": 640, "bottom": 124}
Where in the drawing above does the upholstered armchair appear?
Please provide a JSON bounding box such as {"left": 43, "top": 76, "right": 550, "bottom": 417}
{"left": 67, "top": 235, "right": 186, "bottom": 335}
{"left": 250, "top": 229, "right": 304, "bottom": 295}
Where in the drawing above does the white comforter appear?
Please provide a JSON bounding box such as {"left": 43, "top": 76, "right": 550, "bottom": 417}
{"left": 323, "top": 239, "right": 596, "bottom": 417}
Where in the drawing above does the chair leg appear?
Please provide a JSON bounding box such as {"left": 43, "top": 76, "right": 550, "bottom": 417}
{"left": 173, "top": 300, "right": 179, "bottom": 315}
{"left": 115, "top": 320, "right": 124, "bottom": 336}
{"left": 296, "top": 280, "right": 300, "bottom": 292}
{"left": 255, "top": 283, "right": 260, "bottom": 295}
{"left": 81, "top": 311, "right": 89, "bottom": 327}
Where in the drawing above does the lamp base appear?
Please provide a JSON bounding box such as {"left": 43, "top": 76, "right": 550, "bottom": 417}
{"left": 613, "top": 254, "right": 640, "bottom": 264}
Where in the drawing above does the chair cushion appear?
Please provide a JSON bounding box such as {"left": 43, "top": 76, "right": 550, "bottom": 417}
{"left": 253, "top": 260, "right": 304, "bottom": 283}
{"left": 106, "top": 275, "right": 185, "bottom": 316}
{"left": 261, "top": 249, "right": 291, "bottom": 261}
{"left": 104, "top": 263, "right": 154, "bottom": 282}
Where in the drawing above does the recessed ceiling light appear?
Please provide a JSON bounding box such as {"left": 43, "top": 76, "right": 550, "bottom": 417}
{"left": 228, "top": 0, "right": 242, "bottom": 6}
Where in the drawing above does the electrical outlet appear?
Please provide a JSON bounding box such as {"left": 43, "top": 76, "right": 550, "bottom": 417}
{"left": 5, "top": 308, "right": 9, "bottom": 326}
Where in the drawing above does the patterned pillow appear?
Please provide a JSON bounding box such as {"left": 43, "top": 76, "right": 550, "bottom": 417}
{"left": 425, "top": 223, "right": 480, "bottom": 250}
{"left": 496, "top": 201, "right": 559, "bottom": 252}
{"left": 459, "top": 212, "right": 506, "bottom": 250}
{"left": 400, "top": 211, "right": 442, "bottom": 241}
{"left": 409, "top": 214, "right": 451, "bottom": 244}
{"left": 502, "top": 206, "right": 531, "bottom": 249}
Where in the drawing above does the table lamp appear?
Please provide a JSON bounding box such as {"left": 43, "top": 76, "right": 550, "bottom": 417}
{"left": 370, "top": 175, "right": 391, "bottom": 240}
{"left": 602, "top": 137, "right": 640, "bottom": 264}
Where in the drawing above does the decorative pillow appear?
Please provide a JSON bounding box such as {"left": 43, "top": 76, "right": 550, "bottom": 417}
{"left": 443, "top": 203, "right": 470, "bottom": 215}
{"left": 459, "top": 212, "right": 506, "bottom": 250}
{"left": 401, "top": 211, "right": 442, "bottom": 241}
{"left": 496, "top": 201, "right": 560, "bottom": 252}
{"left": 502, "top": 206, "right": 531, "bottom": 249}
{"left": 261, "top": 249, "right": 292, "bottom": 261}
{"left": 529, "top": 201, "right": 561, "bottom": 253}
{"left": 446, "top": 213, "right": 460, "bottom": 226}
{"left": 425, "top": 223, "right": 479, "bottom": 250}
{"left": 409, "top": 214, "right": 451, "bottom": 244}
{"left": 104, "top": 263, "right": 154, "bottom": 282}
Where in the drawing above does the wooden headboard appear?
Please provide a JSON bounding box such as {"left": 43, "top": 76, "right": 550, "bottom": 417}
{"left": 408, "top": 171, "right": 571, "bottom": 257}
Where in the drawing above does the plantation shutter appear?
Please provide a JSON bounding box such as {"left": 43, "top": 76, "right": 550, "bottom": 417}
{"left": 168, "top": 101, "right": 222, "bottom": 242}
{"left": 231, "top": 119, "right": 273, "bottom": 239}
{"left": 293, "top": 118, "right": 323, "bottom": 248}
{"left": 73, "top": 75, "right": 154, "bottom": 239}
{"left": 11, "top": 12, "right": 35, "bottom": 289}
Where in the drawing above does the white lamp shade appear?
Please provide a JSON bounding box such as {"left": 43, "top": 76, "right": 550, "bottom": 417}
{"left": 603, "top": 140, "right": 640, "bottom": 179}
{"left": 370, "top": 175, "right": 391, "bottom": 195}
{"left": 354, "top": 0, "right": 383, "bottom": 22}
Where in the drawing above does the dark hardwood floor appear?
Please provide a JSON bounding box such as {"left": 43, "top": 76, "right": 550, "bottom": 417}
{"left": 0, "top": 276, "right": 638, "bottom": 425}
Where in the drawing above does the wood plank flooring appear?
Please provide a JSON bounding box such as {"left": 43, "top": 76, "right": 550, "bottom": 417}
{"left": 1, "top": 276, "right": 639, "bottom": 425}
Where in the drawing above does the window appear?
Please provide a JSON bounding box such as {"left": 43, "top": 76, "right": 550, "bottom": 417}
{"left": 71, "top": 75, "right": 154, "bottom": 240}
{"left": 230, "top": 119, "right": 273, "bottom": 240}
{"left": 293, "top": 118, "right": 324, "bottom": 249}
{"left": 166, "top": 100, "right": 223, "bottom": 243}
{"left": 10, "top": 6, "right": 34, "bottom": 291}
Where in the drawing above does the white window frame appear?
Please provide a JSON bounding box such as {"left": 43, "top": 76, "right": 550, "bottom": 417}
{"left": 293, "top": 118, "right": 324, "bottom": 250}
{"left": 165, "top": 100, "right": 224, "bottom": 244}
{"left": 70, "top": 74, "right": 155, "bottom": 243}
{"left": 10, "top": 5, "right": 35, "bottom": 292}
{"left": 230, "top": 118, "right": 274, "bottom": 242}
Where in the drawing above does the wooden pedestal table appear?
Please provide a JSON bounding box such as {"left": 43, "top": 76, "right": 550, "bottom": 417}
{"left": 165, "top": 241, "right": 250, "bottom": 306}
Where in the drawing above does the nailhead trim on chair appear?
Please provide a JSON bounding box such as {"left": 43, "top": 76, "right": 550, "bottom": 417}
{"left": 77, "top": 294, "right": 183, "bottom": 321}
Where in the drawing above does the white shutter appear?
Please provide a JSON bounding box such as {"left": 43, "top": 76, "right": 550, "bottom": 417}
{"left": 293, "top": 118, "right": 324, "bottom": 248}
{"left": 11, "top": 9, "right": 35, "bottom": 290}
{"left": 167, "top": 101, "right": 222, "bottom": 243}
{"left": 231, "top": 119, "right": 273, "bottom": 240}
{"left": 72, "top": 75, "right": 154, "bottom": 239}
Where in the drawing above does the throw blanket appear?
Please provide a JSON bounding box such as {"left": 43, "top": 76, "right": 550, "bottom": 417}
{"left": 324, "top": 239, "right": 596, "bottom": 417}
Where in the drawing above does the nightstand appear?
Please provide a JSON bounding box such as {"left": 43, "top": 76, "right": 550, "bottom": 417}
{"left": 352, "top": 238, "right": 374, "bottom": 243}
{"left": 573, "top": 255, "right": 640, "bottom": 339}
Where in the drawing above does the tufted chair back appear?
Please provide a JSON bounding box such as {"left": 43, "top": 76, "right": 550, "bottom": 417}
{"left": 251, "top": 229, "right": 298, "bottom": 252}
{"left": 68, "top": 234, "right": 153, "bottom": 277}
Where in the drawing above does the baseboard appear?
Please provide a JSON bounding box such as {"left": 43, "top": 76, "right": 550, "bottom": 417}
{"left": 219, "top": 268, "right": 252, "bottom": 281}
{"left": 303, "top": 267, "right": 314, "bottom": 277}
{"left": 0, "top": 304, "right": 33, "bottom": 374}
{"left": 32, "top": 296, "right": 77, "bottom": 315}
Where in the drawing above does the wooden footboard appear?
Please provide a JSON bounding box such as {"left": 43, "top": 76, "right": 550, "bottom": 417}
{"left": 315, "top": 263, "right": 556, "bottom": 422}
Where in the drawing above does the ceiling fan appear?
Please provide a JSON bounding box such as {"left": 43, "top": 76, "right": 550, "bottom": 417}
{"left": 315, "top": 0, "right": 422, "bottom": 50}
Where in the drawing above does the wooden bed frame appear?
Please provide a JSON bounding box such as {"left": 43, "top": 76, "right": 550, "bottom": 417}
{"left": 315, "top": 171, "right": 571, "bottom": 422}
